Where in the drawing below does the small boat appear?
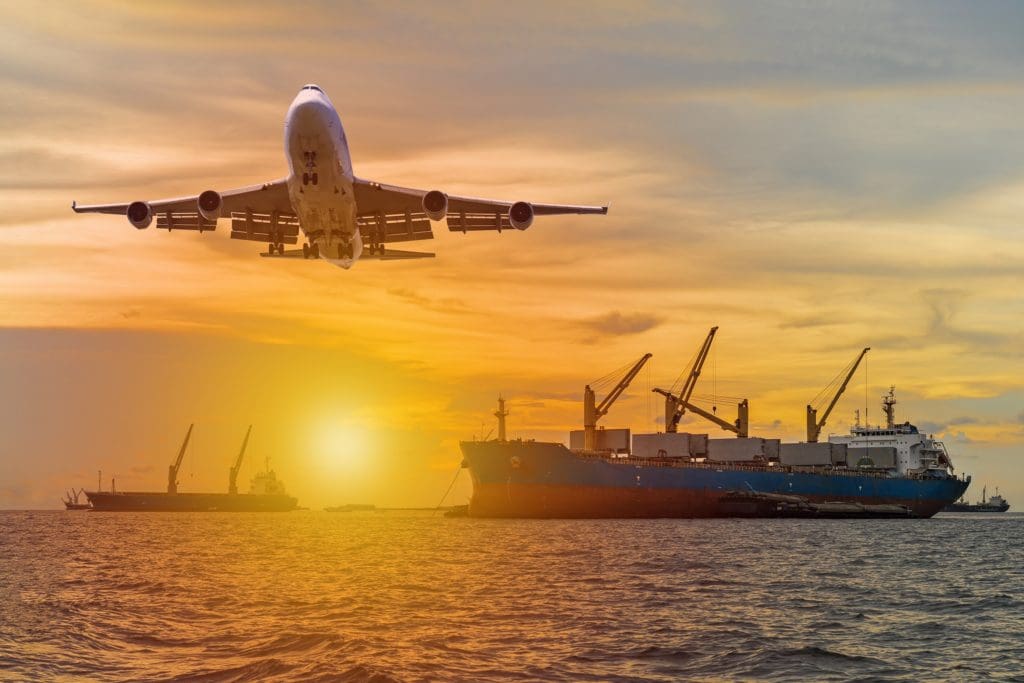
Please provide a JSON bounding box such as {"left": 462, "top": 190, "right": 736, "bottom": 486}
{"left": 943, "top": 486, "right": 1010, "bottom": 513}
{"left": 63, "top": 488, "right": 91, "bottom": 510}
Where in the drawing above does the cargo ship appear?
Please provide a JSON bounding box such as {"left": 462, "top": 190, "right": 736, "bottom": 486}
{"left": 62, "top": 488, "right": 91, "bottom": 510}
{"left": 85, "top": 425, "right": 298, "bottom": 512}
{"left": 459, "top": 332, "right": 970, "bottom": 519}
{"left": 943, "top": 486, "right": 1010, "bottom": 513}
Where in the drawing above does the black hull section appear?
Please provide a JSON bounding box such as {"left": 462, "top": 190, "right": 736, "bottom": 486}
{"left": 85, "top": 491, "right": 297, "bottom": 512}
{"left": 942, "top": 503, "right": 1010, "bottom": 513}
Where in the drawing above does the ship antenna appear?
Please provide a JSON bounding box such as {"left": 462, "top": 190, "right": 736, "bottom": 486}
{"left": 863, "top": 353, "right": 869, "bottom": 428}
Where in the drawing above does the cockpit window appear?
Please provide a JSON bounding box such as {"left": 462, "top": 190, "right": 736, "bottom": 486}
{"left": 301, "top": 84, "right": 323, "bottom": 92}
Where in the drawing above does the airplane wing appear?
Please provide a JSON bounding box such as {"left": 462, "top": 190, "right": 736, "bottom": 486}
{"left": 352, "top": 177, "right": 608, "bottom": 239}
{"left": 72, "top": 179, "right": 298, "bottom": 245}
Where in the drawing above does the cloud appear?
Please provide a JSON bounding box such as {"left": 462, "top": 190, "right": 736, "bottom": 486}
{"left": 579, "top": 311, "right": 665, "bottom": 337}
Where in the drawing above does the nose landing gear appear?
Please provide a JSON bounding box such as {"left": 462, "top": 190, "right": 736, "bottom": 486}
{"left": 301, "top": 151, "right": 319, "bottom": 186}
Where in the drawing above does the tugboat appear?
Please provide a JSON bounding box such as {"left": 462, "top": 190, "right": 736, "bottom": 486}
{"left": 943, "top": 486, "right": 1010, "bottom": 513}
{"left": 62, "top": 488, "right": 91, "bottom": 510}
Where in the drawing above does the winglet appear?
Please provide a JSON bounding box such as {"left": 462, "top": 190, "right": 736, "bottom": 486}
{"left": 602, "top": 202, "right": 611, "bottom": 215}
{"left": 71, "top": 200, "right": 78, "bottom": 213}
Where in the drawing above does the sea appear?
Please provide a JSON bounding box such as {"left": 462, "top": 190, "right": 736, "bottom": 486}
{"left": 1, "top": 511, "right": 1022, "bottom": 682}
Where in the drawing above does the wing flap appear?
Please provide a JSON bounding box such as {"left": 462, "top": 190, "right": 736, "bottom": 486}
{"left": 155, "top": 211, "right": 217, "bottom": 232}
{"left": 357, "top": 211, "right": 434, "bottom": 244}
{"left": 230, "top": 211, "right": 301, "bottom": 244}
{"left": 445, "top": 210, "right": 514, "bottom": 233}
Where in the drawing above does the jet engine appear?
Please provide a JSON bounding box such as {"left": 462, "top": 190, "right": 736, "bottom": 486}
{"left": 422, "top": 190, "right": 448, "bottom": 221}
{"left": 126, "top": 201, "right": 153, "bottom": 229}
{"left": 509, "top": 201, "right": 534, "bottom": 230}
{"left": 197, "top": 190, "right": 222, "bottom": 221}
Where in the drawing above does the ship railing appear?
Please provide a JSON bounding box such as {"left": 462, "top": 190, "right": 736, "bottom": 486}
{"left": 578, "top": 454, "right": 902, "bottom": 480}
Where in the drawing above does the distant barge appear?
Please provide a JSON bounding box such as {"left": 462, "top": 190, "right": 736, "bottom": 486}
{"left": 85, "top": 425, "right": 298, "bottom": 512}
{"left": 943, "top": 487, "right": 1010, "bottom": 513}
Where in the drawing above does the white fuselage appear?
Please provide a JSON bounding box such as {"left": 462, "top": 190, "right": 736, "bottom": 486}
{"left": 284, "top": 85, "right": 361, "bottom": 268}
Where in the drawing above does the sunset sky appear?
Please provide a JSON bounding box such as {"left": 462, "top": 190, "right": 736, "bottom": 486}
{"left": 1, "top": 1, "right": 1022, "bottom": 509}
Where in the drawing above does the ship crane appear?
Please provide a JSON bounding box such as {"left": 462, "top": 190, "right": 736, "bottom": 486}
{"left": 167, "top": 423, "right": 194, "bottom": 494}
{"left": 653, "top": 326, "right": 750, "bottom": 438}
{"left": 806, "top": 347, "right": 870, "bottom": 443}
{"left": 229, "top": 425, "right": 252, "bottom": 494}
{"left": 583, "top": 353, "right": 652, "bottom": 451}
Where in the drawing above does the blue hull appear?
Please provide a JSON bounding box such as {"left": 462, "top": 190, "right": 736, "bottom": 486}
{"left": 460, "top": 440, "right": 970, "bottom": 519}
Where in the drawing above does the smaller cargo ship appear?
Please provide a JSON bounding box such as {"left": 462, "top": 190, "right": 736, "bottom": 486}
{"left": 85, "top": 425, "right": 298, "bottom": 512}
{"left": 62, "top": 488, "right": 91, "bottom": 510}
{"left": 943, "top": 486, "right": 1010, "bottom": 513}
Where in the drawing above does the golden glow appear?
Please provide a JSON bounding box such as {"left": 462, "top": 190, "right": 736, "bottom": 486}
{"left": 0, "top": 2, "right": 1022, "bottom": 509}
{"left": 312, "top": 419, "right": 372, "bottom": 476}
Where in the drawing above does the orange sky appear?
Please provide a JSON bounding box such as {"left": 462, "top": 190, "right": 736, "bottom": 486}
{"left": 2, "top": 2, "right": 1023, "bottom": 508}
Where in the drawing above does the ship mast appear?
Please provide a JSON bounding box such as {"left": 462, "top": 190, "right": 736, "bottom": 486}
{"left": 806, "top": 347, "right": 870, "bottom": 442}
{"left": 229, "top": 425, "right": 252, "bottom": 494}
{"left": 583, "top": 353, "right": 652, "bottom": 451}
{"left": 882, "top": 386, "right": 896, "bottom": 429}
{"left": 494, "top": 396, "right": 509, "bottom": 442}
{"left": 167, "top": 424, "right": 194, "bottom": 494}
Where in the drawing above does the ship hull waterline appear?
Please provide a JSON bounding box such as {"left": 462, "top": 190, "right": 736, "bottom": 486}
{"left": 84, "top": 491, "right": 298, "bottom": 512}
{"left": 461, "top": 441, "right": 969, "bottom": 519}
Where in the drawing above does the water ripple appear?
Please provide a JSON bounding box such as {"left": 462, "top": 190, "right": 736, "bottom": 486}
{"left": 1, "top": 511, "right": 1023, "bottom": 681}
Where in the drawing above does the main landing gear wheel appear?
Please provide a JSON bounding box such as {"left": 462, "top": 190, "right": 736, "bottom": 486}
{"left": 311, "top": 243, "right": 320, "bottom": 259}
{"left": 302, "top": 172, "right": 309, "bottom": 185}
{"left": 302, "top": 243, "right": 310, "bottom": 259}
{"left": 311, "top": 172, "right": 318, "bottom": 185}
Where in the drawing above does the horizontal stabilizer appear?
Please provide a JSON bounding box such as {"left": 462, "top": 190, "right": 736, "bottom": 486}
{"left": 259, "top": 247, "right": 435, "bottom": 261}
{"left": 364, "top": 247, "right": 435, "bottom": 260}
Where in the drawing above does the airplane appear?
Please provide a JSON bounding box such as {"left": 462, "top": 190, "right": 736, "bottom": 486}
{"left": 72, "top": 84, "right": 608, "bottom": 269}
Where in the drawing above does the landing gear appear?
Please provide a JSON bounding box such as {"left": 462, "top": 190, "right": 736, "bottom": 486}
{"left": 302, "top": 243, "right": 310, "bottom": 259}
{"left": 311, "top": 243, "right": 320, "bottom": 259}
{"left": 276, "top": 242, "right": 284, "bottom": 254}
{"left": 302, "top": 151, "right": 319, "bottom": 186}
{"left": 268, "top": 243, "right": 277, "bottom": 256}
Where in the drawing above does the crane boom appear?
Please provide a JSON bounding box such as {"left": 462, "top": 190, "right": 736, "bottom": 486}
{"left": 583, "top": 353, "right": 652, "bottom": 451}
{"left": 806, "top": 347, "right": 870, "bottom": 442}
{"left": 682, "top": 398, "right": 748, "bottom": 437}
{"left": 654, "top": 327, "right": 719, "bottom": 433}
{"left": 167, "top": 423, "right": 194, "bottom": 494}
{"left": 229, "top": 425, "right": 252, "bottom": 494}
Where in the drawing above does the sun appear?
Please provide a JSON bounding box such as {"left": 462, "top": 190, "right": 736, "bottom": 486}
{"left": 312, "top": 419, "right": 372, "bottom": 474}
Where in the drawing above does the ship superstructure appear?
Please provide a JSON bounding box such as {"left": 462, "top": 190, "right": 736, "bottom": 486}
{"left": 829, "top": 387, "right": 955, "bottom": 476}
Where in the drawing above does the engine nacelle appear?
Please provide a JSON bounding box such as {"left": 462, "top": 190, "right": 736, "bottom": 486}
{"left": 509, "top": 201, "right": 534, "bottom": 230}
{"left": 422, "top": 190, "right": 448, "bottom": 221}
{"left": 126, "top": 201, "right": 153, "bottom": 230}
{"left": 197, "top": 190, "right": 222, "bottom": 221}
